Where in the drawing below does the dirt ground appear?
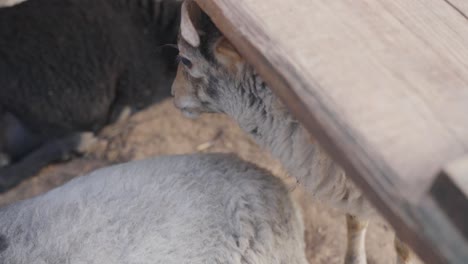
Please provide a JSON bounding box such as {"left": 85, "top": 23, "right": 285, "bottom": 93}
{"left": 0, "top": 99, "right": 421, "bottom": 264}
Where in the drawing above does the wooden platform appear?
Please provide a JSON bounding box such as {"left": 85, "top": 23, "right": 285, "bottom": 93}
{"left": 194, "top": 0, "right": 468, "bottom": 263}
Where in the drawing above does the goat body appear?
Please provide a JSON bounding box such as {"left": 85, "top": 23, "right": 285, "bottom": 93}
{"left": 0, "top": 153, "right": 307, "bottom": 264}
{"left": 0, "top": 0, "right": 182, "bottom": 191}
{"left": 0, "top": 0, "right": 180, "bottom": 137}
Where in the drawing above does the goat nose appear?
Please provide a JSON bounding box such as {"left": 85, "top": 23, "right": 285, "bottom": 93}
{"left": 173, "top": 97, "right": 182, "bottom": 110}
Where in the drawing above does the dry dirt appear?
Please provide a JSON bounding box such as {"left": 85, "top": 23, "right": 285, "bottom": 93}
{"left": 0, "top": 99, "right": 420, "bottom": 264}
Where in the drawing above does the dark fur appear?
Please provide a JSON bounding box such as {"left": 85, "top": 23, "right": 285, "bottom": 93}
{"left": 0, "top": 0, "right": 180, "bottom": 137}
{"left": 0, "top": 0, "right": 182, "bottom": 191}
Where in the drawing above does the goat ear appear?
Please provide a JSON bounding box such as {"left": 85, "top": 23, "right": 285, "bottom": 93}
{"left": 214, "top": 37, "right": 244, "bottom": 72}
{"left": 180, "top": 0, "right": 201, "bottom": 47}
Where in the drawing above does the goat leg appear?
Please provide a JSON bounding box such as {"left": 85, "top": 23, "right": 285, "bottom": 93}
{"left": 395, "top": 236, "right": 414, "bottom": 264}
{"left": 0, "top": 132, "right": 97, "bottom": 193}
{"left": 345, "top": 214, "right": 368, "bottom": 264}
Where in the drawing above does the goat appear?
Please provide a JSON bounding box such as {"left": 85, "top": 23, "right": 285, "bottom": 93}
{"left": 0, "top": 153, "right": 307, "bottom": 264}
{"left": 171, "top": 2, "right": 414, "bottom": 264}
{"left": 0, "top": 0, "right": 182, "bottom": 192}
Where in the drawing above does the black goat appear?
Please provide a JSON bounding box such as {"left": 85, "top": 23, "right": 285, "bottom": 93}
{"left": 0, "top": 0, "right": 181, "bottom": 192}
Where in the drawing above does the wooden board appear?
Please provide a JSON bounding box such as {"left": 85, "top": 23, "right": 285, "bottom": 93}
{"left": 194, "top": 0, "right": 468, "bottom": 263}
{"left": 447, "top": 0, "right": 468, "bottom": 18}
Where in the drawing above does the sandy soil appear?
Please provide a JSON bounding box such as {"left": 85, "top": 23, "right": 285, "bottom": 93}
{"left": 0, "top": 99, "right": 421, "bottom": 264}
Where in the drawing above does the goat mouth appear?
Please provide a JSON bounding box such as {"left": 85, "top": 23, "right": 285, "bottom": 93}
{"left": 173, "top": 98, "right": 204, "bottom": 119}
{"left": 181, "top": 108, "right": 201, "bottom": 119}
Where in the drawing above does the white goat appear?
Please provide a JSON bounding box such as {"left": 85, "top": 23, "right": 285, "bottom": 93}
{"left": 0, "top": 153, "right": 307, "bottom": 264}
{"left": 171, "top": 2, "right": 413, "bottom": 264}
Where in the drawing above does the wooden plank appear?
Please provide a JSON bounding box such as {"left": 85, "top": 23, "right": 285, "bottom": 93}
{"left": 446, "top": 0, "right": 468, "bottom": 18}
{"left": 194, "top": 0, "right": 468, "bottom": 263}
{"left": 197, "top": 0, "right": 468, "bottom": 199}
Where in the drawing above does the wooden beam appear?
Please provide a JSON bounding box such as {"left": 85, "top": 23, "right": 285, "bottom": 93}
{"left": 446, "top": 0, "right": 468, "bottom": 19}
{"left": 194, "top": 0, "right": 468, "bottom": 263}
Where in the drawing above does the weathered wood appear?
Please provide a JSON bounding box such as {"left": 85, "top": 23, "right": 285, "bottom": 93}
{"left": 195, "top": 0, "right": 468, "bottom": 263}
{"left": 446, "top": 0, "right": 468, "bottom": 18}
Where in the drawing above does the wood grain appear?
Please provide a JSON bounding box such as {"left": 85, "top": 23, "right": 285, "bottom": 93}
{"left": 446, "top": 0, "right": 468, "bottom": 18}
{"left": 195, "top": 0, "right": 468, "bottom": 263}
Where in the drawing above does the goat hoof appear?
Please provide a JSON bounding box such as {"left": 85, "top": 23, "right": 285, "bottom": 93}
{"left": 344, "top": 256, "right": 367, "bottom": 264}
{"left": 72, "top": 132, "right": 99, "bottom": 154}
{"left": 114, "top": 106, "right": 134, "bottom": 123}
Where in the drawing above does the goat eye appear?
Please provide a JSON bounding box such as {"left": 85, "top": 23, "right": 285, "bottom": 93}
{"left": 178, "top": 55, "right": 193, "bottom": 69}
